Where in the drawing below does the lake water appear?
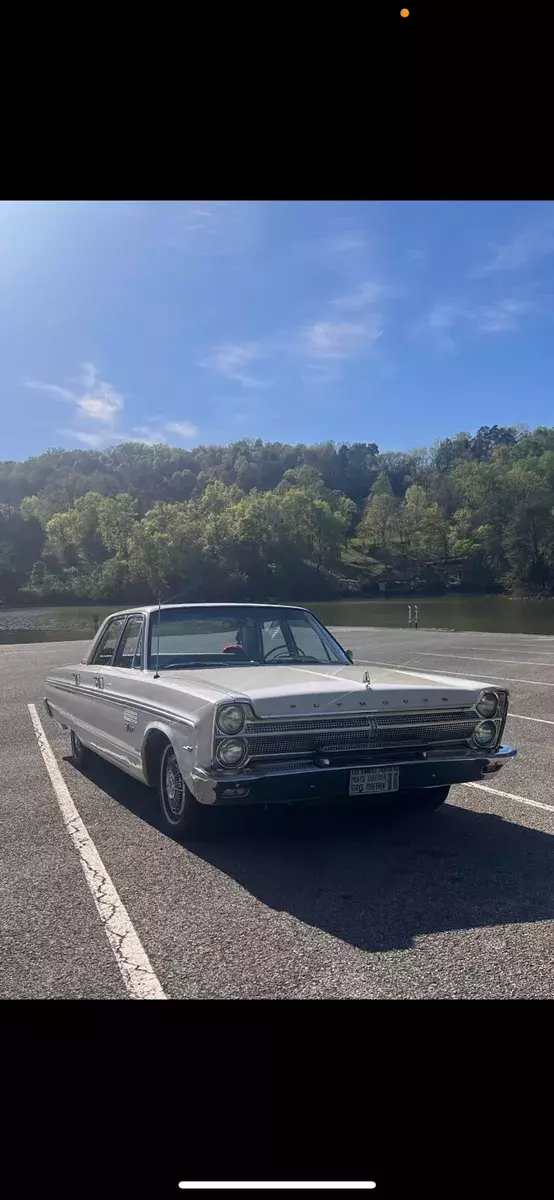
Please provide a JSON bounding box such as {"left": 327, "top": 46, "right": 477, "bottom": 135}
{"left": 1, "top": 596, "right": 554, "bottom": 644}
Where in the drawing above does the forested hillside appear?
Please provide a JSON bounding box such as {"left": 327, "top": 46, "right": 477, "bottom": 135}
{"left": 1, "top": 425, "right": 554, "bottom": 605}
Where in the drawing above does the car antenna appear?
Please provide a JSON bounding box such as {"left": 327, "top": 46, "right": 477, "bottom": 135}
{"left": 166, "top": 585, "right": 188, "bottom": 603}
{"left": 153, "top": 596, "right": 162, "bottom": 679}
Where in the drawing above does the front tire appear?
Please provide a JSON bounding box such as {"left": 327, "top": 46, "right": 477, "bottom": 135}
{"left": 158, "top": 743, "right": 207, "bottom": 839}
{"left": 71, "top": 729, "right": 93, "bottom": 768}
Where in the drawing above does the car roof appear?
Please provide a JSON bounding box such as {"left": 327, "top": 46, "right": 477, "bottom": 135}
{"left": 111, "top": 602, "right": 310, "bottom": 616}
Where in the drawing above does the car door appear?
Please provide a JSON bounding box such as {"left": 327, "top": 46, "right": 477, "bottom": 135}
{"left": 90, "top": 613, "right": 147, "bottom": 775}
{"left": 63, "top": 613, "right": 128, "bottom": 748}
{"left": 79, "top": 613, "right": 128, "bottom": 754}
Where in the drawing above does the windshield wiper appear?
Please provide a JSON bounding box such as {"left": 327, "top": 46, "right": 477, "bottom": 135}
{"left": 156, "top": 660, "right": 258, "bottom": 670}
{"left": 266, "top": 657, "right": 328, "bottom": 665}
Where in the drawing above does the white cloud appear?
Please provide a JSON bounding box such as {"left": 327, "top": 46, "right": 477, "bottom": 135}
{"left": 301, "top": 320, "right": 382, "bottom": 360}
{"left": 58, "top": 428, "right": 104, "bottom": 448}
{"left": 425, "top": 295, "right": 539, "bottom": 348}
{"left": 25, "top": 380, "right": 75, "bottom": 401}
{"left": 165, "top": 420, "right": 198, "bottom": 438}
{"left": 75, "top": 364, "right": 123, "bottom": 423}
{"left": 108, "top": 420, "right": 199, "bottom": 446}
{"left": 472, "top": 212, "right": 554, "bottom": 276}
{"left": 331, "top": 281, "right": 394, "bottom": 311}
{"left": 79, "top": 362, "right": 98, "bottom": 390}
{"left": 327, "top": 231, "right": 367, "bottom": 254}
{"left": 26, "top": 363, "right": 123, "bottom": 424}
{"left": 203, "top": 277, "right": 389, "bottom": 393}
{"left": 202, "top": 341, "right": 268, "bottom": 387}
{"left": 152, "top": 200, "right": 262, "bottom": 257}
{"left": 128, "top": 426, "right": 168, "bottom": 445}
{"left": 76, "top": 394, "right": 121, "bottom": 422}
{"left": 25, "top": 363, "right": 125, "bottom": 448}
{"left": 476, "top": 297, "right": 536, "bottom": 333}
{"left": 427, "top": 300, "right": 462, "bottom": 332}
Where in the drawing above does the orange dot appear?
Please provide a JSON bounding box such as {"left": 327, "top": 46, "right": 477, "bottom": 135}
{"left": 400, "top": 7, "right": 410, "bottom": 15}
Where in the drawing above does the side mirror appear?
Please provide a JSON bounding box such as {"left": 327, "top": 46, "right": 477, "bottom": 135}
{"left": 345, "top": 648, "right": 354, "bottom": 664}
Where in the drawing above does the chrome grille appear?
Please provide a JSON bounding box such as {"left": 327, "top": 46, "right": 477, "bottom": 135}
{"left": 244, "top": 710, "right": 476, "bottom": 736}
{"left": 246, "top": 721, "right": 477, "bottom": 758}
{"left": 244, "top": 760, "right": 314, "bottom": 775}
{"left": 213, "top": 707, "right": 482, "bottom": 766}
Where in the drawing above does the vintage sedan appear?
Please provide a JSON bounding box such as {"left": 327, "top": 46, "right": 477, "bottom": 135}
{"left": 43, "top": 602, "right": 516, "bottom": 838}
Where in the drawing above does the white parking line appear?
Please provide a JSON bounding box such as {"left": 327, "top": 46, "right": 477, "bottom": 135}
{"left": 357, "top": 660, "right": 554, "bottom": 687}
{"left": 27, "top": 703, "right": 166, "bottom": 1001}
{"left": 436, "top": 645, "right": 554, "bottom": 657}
{"left": 413, "top": 652, "right": 554, "bottom": 668}
{"left": 462, "top": 781, "right": 554, "bottom": 815}
{"left": 508, "top": 713, "right": 554, "bottom": 726}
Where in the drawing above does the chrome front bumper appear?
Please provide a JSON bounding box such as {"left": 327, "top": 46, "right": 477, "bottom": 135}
{"left": 190, "top": 744, "right": 517, "bottom": 806}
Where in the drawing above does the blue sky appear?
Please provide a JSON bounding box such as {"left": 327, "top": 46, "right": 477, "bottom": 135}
{"left": 1, "top": 199, "right": 554, "bottom": 461}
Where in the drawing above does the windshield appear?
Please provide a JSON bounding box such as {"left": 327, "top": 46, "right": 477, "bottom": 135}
{"left": 147, "top": 607, "right": 347, "bottom": 670}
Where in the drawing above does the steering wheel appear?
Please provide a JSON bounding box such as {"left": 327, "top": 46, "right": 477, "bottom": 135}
{"left": 264, "top": 644, "right": 308, "bottom": 662}
{"left": 263, "top": 643, "right": 289, "bottom": 662}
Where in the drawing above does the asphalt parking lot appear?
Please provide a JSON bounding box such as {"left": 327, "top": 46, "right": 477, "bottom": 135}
{"left": 2, "top": 626, "right": 554, "bottom": 999}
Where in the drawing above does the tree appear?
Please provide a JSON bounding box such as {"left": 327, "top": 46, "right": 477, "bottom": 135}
{"left": 9, "top": 424, "right": 554, "bottom": 603}
{"left": 357, "top": 491, "right": 399, "bottom": 559}
{"left": 97, "top": 493, "right": 139, "bottom": 556}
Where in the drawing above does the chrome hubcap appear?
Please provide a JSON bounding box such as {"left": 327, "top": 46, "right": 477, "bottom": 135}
{"left": 164, "top": 755, "right": 184, "bottom": 818}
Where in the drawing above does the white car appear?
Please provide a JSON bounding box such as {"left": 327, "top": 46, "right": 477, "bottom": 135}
{"left": 43, "top": 602, "right": 516, "bottom": 838}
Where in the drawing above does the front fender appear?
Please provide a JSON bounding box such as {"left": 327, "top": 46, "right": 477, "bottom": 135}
{"left": 141, "top": 720, "right": 196, "bottom": 788}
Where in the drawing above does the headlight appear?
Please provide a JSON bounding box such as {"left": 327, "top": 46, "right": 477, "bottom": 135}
{"left": 477, "top": 691, "right": 498, "bottom": 718}
{"left": 216, "top": 704, "right": 245, "bottom": 735}
{"left": 216, "top": 738, "right": 247, "bottom": 768}
{"left": 473, "top": 720, "right": 497, "bottom": 748}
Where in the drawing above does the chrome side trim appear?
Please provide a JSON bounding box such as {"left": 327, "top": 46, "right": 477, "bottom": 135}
{"left": 45, "top": 678, "right": 196, "bottom": 729}
{"left": 46, "top": 678, "right": 97, "bottom": 697}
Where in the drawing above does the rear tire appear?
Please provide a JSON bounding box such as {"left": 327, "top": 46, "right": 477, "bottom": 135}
{"left": 158, "top": 742, "right": 208, "bottom": 839}
{"left": 71, "top": 729, "right": 93, "bottom": 768}
{"left": 403, "top": 785, "right": 450, "bottom": 812}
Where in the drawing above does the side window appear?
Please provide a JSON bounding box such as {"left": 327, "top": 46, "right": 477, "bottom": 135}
{"left": 91, "top": 616, "right": 127, "bottom": 666}
{"left": 113, "top": 617, "right": 144, "bottom": 669}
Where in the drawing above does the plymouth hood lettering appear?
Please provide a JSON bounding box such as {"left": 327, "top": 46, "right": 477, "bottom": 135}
{"left": 161, "top": 663, "right": 486, "bottom": 716}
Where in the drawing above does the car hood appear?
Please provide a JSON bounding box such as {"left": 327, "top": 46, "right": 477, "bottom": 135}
{"left": 161, "top": 662, "right": 488, "bottom": 717}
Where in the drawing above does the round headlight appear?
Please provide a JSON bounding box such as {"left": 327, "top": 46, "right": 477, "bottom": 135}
{"left": 473, "top": 720, "right": 497, "bottom": 748}
{"left": 216, "top": 738, "right": 247, "bottom": 768}
{"left": 477, "top": 691, "right": 498, "bottom": 718}
{"left": 216, "top": 705, "right": 245, "bottom": 735}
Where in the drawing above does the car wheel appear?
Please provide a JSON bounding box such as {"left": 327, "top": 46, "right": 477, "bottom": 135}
{"left": 403, "top": 785, "right": 450, "bottom": 812}
{"left": 158, "top": 742, "right": 207, "bottom": 839}
{"left": 71, "top": 729, "right": 93, "bottom": 768}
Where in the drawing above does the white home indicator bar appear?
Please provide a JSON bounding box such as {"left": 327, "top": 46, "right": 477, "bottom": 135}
{"left": 178, "top": 1185, "right": 377, "bottom": 1191}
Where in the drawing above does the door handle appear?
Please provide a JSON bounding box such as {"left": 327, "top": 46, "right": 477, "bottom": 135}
{"left": 93, "top": 675, "right": 104, "bottom": 689}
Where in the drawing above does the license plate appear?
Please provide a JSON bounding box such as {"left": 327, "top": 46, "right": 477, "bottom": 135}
{"left": 349, "top": 767, "right": 400, "bottom": 796}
